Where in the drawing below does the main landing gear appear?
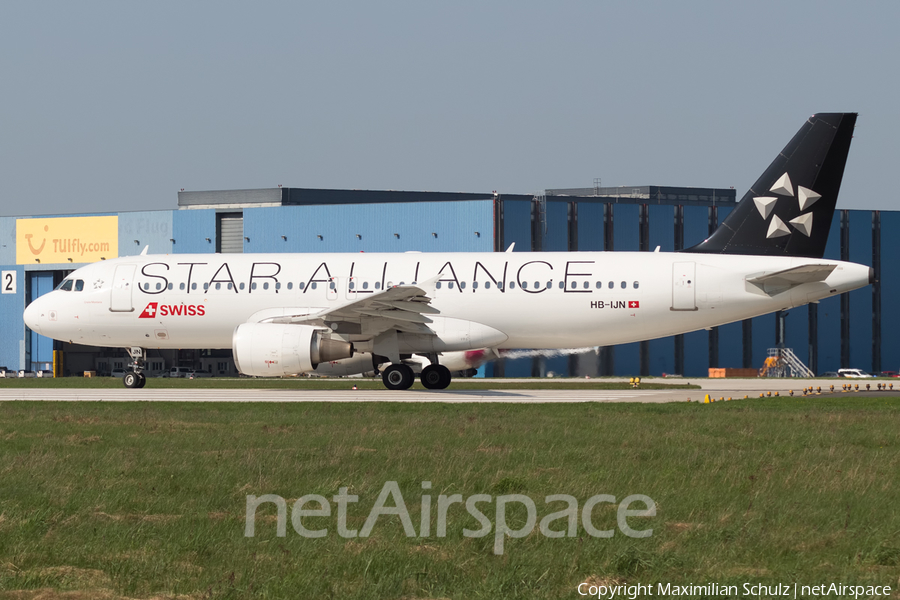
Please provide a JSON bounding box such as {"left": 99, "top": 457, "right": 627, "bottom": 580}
{"left": 123, "top": 347, "right": 147, "bottom": 389}
{"left": 420, "top": 364, "right": 451, "bottom": 390}
{"left": 380, "top": 362, "right": 452, "bottom": 390}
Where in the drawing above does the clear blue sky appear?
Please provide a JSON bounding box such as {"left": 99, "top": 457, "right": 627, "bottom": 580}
{"left": 2, "top": 2, "right": 897, "bottom": 216}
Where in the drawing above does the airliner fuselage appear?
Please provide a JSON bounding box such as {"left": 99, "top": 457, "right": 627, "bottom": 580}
{"left": 24, "top": 251, "right": 871, "bottom": 351}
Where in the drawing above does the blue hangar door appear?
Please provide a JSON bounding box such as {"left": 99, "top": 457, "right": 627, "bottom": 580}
{"left": 27, "top": 271, "right": 56, "bottom": 372}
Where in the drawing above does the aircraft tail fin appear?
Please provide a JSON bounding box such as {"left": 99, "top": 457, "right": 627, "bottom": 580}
{"left": 686, "top": 113, "right": 857, "bottom": 258}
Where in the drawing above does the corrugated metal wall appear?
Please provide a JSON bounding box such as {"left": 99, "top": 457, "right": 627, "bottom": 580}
{"left": 172, "top": 210, "right": 217, "bottom": 254}
{"left": 242, "top": 201, "right": 493, "bottom": 253}
{"left": 118, "top": 211, "right": 174, "bottom": 256}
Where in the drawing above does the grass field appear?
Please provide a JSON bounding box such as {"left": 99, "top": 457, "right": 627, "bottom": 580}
{"left": 1, "top": 398, "right": 899, "bottom": 599}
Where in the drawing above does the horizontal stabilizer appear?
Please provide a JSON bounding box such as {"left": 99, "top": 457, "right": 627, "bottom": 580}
{"left": 747, "top": 264, "right": 836, "bottom": 295}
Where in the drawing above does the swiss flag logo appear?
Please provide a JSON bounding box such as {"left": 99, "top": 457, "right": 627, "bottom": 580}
{"left": 628, "top": 301, "right": 640, "bottom": 309}
{"left": 139, "top": 302, "right": 158, "bottom": 319}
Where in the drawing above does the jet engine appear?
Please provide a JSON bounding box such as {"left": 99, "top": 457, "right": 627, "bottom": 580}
{"left": 233, "top": 323, "right": 354, "bottom": 377}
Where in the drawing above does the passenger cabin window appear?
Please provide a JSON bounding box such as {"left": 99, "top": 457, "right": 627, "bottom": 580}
{"left": 633, "top": 281, "right": 639, "bottom": 289}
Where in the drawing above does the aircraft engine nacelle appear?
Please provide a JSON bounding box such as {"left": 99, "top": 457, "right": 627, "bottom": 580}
{"left": 233, "top": 323, "right": 353, "bottom": 377}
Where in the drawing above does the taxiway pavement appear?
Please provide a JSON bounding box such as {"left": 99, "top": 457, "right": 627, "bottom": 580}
{"left": 0, "top": 378, "right": 896, "bottom": 403}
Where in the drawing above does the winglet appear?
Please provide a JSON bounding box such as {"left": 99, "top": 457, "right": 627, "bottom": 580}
{"left": 505, "top": 243, "right": 515, "bottom": 253}
{"left": 140, "top": 245, "right": 149, "bottom": 256}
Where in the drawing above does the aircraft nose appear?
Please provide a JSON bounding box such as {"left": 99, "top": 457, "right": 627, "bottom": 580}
{"left": 23, "top": 299, "right": 43, "bottom": 334}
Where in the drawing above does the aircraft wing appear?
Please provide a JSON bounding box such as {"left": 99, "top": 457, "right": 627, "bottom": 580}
{"left": 261, "top": 281, "right": 440, "bottom": 336}
{"left": 747, "top": 264, "right": 836, "bottom": 296}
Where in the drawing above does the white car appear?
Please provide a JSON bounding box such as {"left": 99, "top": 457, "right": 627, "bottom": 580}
{"left": 161, "top": 367, "right": 193, "bottom": 378}
{"left": 186, "top": 370, "right": 213, "bottom": 378}
{"left": 838, "top": 368, "right": 873, "bottom": 378}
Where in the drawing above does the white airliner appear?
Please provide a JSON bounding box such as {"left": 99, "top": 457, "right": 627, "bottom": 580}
{"left": 23, "top": 113, "right": 871, "bottom": 390}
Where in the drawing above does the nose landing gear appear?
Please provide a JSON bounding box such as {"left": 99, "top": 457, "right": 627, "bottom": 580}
{"left": 123, "top": 347, "right": 147, "bottom": 389}
{"left": 123, "top": 371, "right": 146, "bottom": 388}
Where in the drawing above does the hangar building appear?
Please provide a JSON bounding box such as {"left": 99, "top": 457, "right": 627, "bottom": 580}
{"left": 0, "top": 185, "right": 895, "bottom": 378}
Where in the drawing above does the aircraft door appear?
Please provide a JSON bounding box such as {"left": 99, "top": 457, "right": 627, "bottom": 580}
{"left": 110, "top": 264, "right": 136, "bottom": 312}
{"left": 671, "top": 262, "right": 697, "bottom": 311}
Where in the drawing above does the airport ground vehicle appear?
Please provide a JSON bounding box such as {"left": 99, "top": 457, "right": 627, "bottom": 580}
{"left": 837, "top": 368, "right": 873, "bottom": 378}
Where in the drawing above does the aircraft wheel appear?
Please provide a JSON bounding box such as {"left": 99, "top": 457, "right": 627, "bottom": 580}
{"left": 123, "top": 372, "right": 139, "bottom": 388}
{"left": 136, "top": 374, "right": 147, "bottom": 388}
{"left": 421, "top": 364, "right": 452, "bottom": 390}
{"left": 382, "top": 364, "right": 414, "bottom": 390}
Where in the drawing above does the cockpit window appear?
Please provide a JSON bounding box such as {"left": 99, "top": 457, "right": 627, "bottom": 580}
{"left": 56, "top": 278, "right": 85, "bottom": 292}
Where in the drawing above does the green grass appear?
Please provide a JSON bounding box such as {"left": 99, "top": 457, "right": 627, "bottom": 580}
{"left": 0, "top": 377, "right": 698, "bottom": 391}
{"left": 1, "top": 398, "right": 899, "bottom": 599}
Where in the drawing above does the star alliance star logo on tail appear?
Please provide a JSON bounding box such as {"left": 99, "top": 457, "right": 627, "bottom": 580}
{"left": 753, "top": 172, "right": 821, "bottom": 240}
